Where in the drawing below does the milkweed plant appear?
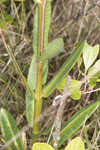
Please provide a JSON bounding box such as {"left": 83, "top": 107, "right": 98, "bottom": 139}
{"left": 0, "top": 0, "right": 100, "bottom": 149}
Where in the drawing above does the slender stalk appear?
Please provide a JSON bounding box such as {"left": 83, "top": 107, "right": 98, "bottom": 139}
{"left": 33, "top": 0, "right": 46, "bottom": 133}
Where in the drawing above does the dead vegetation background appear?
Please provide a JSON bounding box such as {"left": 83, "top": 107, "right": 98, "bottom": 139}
{"left": 0, "top": 0, "right": 100, "bottom": 149}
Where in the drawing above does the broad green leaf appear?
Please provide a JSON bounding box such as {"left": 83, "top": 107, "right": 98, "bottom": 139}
{"left": 32, "top": 143, "right": 54, "bottom": 150}
{"left": 0, "top": 108, "right": 26, "bottom": 150}
{"left": 26, "top": 55, "right": 37, "bottom": 127}
{"left": 59, "top": 100, "right": 100, "bottom": 147}
{"left": 39, "top": 38, "right": 64, "bottom": 62}
{"left": 43, "top": 40, "right": 85, "bottom": 97}
{"left": 64, "top": 137, "right": 85, "bottom": 150}
{"left": 88, "top": 60, "right": 100, "bottom": 88}
{"left": 83, "top": 41, "right": 99, "bottom": 72}
{"left": 33, "top": 6, "right": 38, "bottom": 56}
{"left": 56, "top": 78, "right": 81, "bottom": 100}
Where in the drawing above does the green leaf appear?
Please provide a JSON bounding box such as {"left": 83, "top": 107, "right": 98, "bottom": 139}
{"left": 89, "top": 72, "right": 100, "bottom": 88}
{"left": 42, "top": 60, "right": 48, "bottom": 85}
{"left": 83, "top": 41, "right": 99, "bottom": 73}
{"left": 26, "top": 55, "right": 37, "bottom": 127}
{"left": 88, "top": 59, "right": 100, "bottom": 77}
{"left": 71, "top": 89, "right": 81, "bottom": 100}
{"left": 88, "top": 59, "right": 100, "bottom": 88}
{"left": 26, "top": 90, "right": 35, "bottom": 127}
{"left": 44, "top": 0, "right": 51, "bottom": 49}
{"left": 59, "top": 100, "right": 100, "bottom": 147}
{"left": 56, "top": 78, "right": 81, "bottom": 100}
{"left": 27, "top": 55, "right": 37, "bottom": 90}
{"left": 43, "top": 40, "right": 85, "bottom": 97}
{"left": 32, "top": 143, "right": 54, "bottom": 150}
{"left": 69, "top": 80, "right": 81, "bottom": 100}
{"left": 26, "top": 55, "right": 48, "bottom": 126}
{"left": 39, "top": 38, "right": 64, "bottom": 62}
{"left": 40, "top": 0, "right": 51, "bottom": 85}
{"left": 0, "top": 108, "right": 26, "bottom": 150}
{"left": 33, "top": 6, "right": 38, "bottom": 56}
{"left": 64, "top": 137, "right": 85, "bottom": 150}
{"left": 41, "top": 0, "right": 51, "bottom": 85}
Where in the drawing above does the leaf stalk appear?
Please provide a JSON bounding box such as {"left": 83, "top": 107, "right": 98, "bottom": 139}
{"left": 33, "top": 0, "right": 46, "bottom": 133}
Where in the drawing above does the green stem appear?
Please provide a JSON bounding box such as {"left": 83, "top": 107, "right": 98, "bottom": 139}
{"left": 33, "top": 0, "right": 46, "bottom": 134}
{"left": 33, "top": 63, "right": 43, "bottom": 133}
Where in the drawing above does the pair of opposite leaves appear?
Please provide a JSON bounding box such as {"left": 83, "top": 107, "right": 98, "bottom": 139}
{"left": 32, "top": 137, "right": 85, "bottom": 150}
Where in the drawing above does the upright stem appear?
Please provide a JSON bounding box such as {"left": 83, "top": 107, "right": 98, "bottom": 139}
{"left": 33, "top": 0, "right": 46, "bottom": 134}
{"left": 33, "top": 62, "right": 43, "bottom": 133}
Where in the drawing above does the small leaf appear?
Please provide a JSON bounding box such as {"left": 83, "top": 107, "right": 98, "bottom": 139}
{"left": 59, "top": 100, "right": 100, "bottom": 147}
{"left": 43, "top": 40, "right": 85, "bottom": 97}
{"left": 89, "top": 71, "right": 100, "bottom": 88}
{"left": 64, "top": 137, "right": 85, "bottom": 150}
{"left": 57, "top": 78, "right": 81, "bottom": 100}
{"left": 0, "top": 108, "right": 26, "bottom": 150}
{"left": 39, "top": 38, "right": 64, "bottom": 62}
{"left": 26, "top": 55, "right": 37, "bottom": 127}
{"left": 69, "top": 80, "right": 81, "bottom": 100}
{"left": 89, "top": 76, "right": 98, "bottom": 88}
{"left": 88, "top": 59, "right": 100, "bottom": 77}
{"left": 71, "top": 89, "right": 81, "bottom": 100}
{"left": 83, "top": 41, "right": 99, "bottom": 72}
{"left": 88, "top": 60, "right": 100, "bottom": 88}
{"left": 32, "top": 143, "right": 54, "bottom": 150}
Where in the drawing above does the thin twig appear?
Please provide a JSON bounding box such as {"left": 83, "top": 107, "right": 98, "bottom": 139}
{"left": 53, "top": 75, "right": 71, "bottom": 149}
